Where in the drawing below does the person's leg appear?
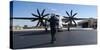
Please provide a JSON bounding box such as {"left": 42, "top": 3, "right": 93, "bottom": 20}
{"left": 50, "top": 28, "right": 56, "bottom": 43}
{"left": 52, "top": 32, "right": 56, "bottom": 41}
{"left": 51, "top": 30, "right": 57, "bottom": 43}
{"left": 53, "top": 33, "right": 56, "bottom": 41}
{"left": 53, "top": 28, "right": 56, "bottom": 41}
{"left": 50, "top": 29, "right": 54, "bottom": 43}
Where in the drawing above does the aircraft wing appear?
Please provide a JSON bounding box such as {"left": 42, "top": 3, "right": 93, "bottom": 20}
{"left": 62, "top": 17, "right": 90, "bottom": 22}
{"left": 10, "top": 17, "right": 49, "bottom": 21}
{"left": 10, "top": 17, "right": 35, "bottom": 20}
{"left": 73, "top": 18, "right": 89, "bottom": 20}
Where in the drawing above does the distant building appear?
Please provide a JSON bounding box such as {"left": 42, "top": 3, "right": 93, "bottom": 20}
{"left": 12, "top": 25, "right": 23, "bottom": 30}
{"left": 23, "top": 25, "right": 34, "bottom": 29}
{"left": 78, "top": 18, "right": 97, "bottom": 29}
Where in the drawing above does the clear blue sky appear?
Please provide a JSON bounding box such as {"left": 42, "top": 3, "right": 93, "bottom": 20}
{"left": 11, "top": 1, "right": 97, "bottom": 26}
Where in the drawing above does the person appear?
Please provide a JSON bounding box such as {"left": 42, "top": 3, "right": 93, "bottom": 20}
{"left": 49, "top": 14, "right": 58, "bottom": 44}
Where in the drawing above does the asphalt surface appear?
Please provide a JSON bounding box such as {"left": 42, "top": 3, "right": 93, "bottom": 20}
{"left": 12, "top": 28, "right": 97, "bottom": 49}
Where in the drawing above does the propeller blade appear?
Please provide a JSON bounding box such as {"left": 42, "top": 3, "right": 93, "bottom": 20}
{"left": 65, "top": 20, "right": 69, "bottom": 23}
{"left": 41, "top": 9, "right": 45, "bottom": 16}
{"left": 41, "top": 21, "right": 45, "bottom": 26}
{"left": 64, "top": 16, "right": 69, "bottom": 19}
{"left": 66, "top": 11, "right": 70, "bottom": 17}
{"left": 62, "top": 17, "right": 69, "bottom": 22}
{"left": 39, "top": 22, "right": 42, "bottom": 26}
{"left": 70, "top": 10, "right": 73, "bottom": 16}
{"left": 31, "top": 18, "right": 38, "bottom": 21}
{"left": 72, "top": 19, "right": 77, "bottom": 26}
{"left": 42, "top": 14, "right": 49, "bottom": 18}
{"left": 72, "top": 13, "right": 77, "bottom": 17}
{"left": 37, "top": 9, "right": 41, "bottom": 16}
{"left": 32, "top": 13, "right": 38, "bottom": 17}
{"left": 35, "top": 21, "right": 40, "bottom": 27}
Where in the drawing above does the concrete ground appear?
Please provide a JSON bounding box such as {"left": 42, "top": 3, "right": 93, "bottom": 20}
{"left": 12, "top": 28, "right": 97, "bottom": 49}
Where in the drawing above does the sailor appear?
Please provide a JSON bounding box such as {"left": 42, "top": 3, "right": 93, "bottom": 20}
{"left": 49, "top": 14, "right": 58, "bottom": 43}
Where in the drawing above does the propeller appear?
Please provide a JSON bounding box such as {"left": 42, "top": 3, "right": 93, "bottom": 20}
{"left": 64, "top": 10, "right": 78, "bottom": 31}
{"left": 31, "top": 9, "right": 49, "bottom": 27}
